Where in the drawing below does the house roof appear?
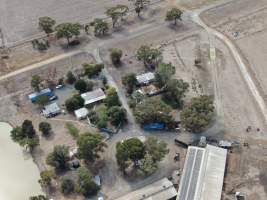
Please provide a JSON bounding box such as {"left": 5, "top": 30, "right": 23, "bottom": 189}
{"left": 81, "top": 88, "right": 106, "bottom": 105}
{"left": 136, "top": 72, "right": 155, "bottom": 84}
{"left": 43, "top": 102, "right": 61, "bottom": 116}
{"left": 114, "top": 178, "right": 177, "bottom": 200}
{"left": 177, "top": 145, "right": 227, "bottom": 200}
{"left": 74, "top": 107, "right": 89, "bottom": 119}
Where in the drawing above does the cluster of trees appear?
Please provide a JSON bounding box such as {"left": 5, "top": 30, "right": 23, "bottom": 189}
{"left": 65, "top": 94, "right": 84, "bottom": 112}
{"left": 45, "top": 132, "right": 106, "bottom": 197}
{"left": 89, "top": 87, "right": 127, "bottom": 128}
{"left": 83, "top": 63, "right": 104, "bottom": 78}
{"left": 116, "top": 136, "right": 168, "bottom": 176}
{"left": 136, "top": 45, "right": 162, "bottom": 68}
{"left": 181, "top": 95, "right": 214, "bottom": 133}
{"left": 155, "top": 62, "right": 189, "bottom": 108}
{"left": 122, "top": 73, "right": 137, "bottom": 94}
{"left": 39, "top": 17, "right": 81, "bottom": 46}
{"left": 11, "top": 120, "right": 39, "bottom": 152}
{"left": 74, "top": 79, "right": 94, "bottom": 93}
{"left": 134, "top": 96, "right": 176, "bottom": 128}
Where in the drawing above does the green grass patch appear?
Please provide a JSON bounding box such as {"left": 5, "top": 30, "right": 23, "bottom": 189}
{"left": 65, "top": 122, "right": 79, "bottom": 139}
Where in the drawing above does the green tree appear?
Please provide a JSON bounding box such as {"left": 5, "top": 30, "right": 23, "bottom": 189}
{"left": 110, "top": 48, "right": 123, "bottom": 65}
{"left": 76, "top": 167, "right": 100, "bottom": 197}
{"left": 145, "top": 137, "right": 169, "bottom": 162}
{"left": 181, "top": 95, "right": 214, "bottom": 133}
{"left": 55, "top": 23, "right": 81, "bottom": 45}
{"left": 65, "top": 122, "right": 79, "bottom": 139}
{"left": 136, "top": 45, "right": 162, "bottom": 68}
{"left": 116, "top": 138, "right": 145, "bottom": 172}
{"left": 129, "top": 0, "right": 150, "bottom": 17}
{"left": 31, "top": 75, "right": 41, "bottom": 91}
{"left": 134, "top": 96, "right": 174, "bottom": 127}
{"left": 77, "top": 132, "right": 106, "bottom": 162}
{"left": 155, "top": 62, "right": 175, "bottom": 88}
{"left": 11, "top": 126, "right": 25, "bottom": 144}
{"left": 93, "top": 19, "right": 109, "bottom": 36}
{"left": 163, "top": 79, "right": 189, "bottom": 108}
{"left": 35, "top": 96, "right": 49, "bottom": 106}
{"left": 74, "top": 79, "right": 88, "bottom": 93}
{"left": 107, "top": 106, "right": 127, "bottom": 126}
{"left": 46, "top": 145, "right": 69, "bottom": 171}
{"left": 94, "top": 105, "right": 109, "bottom": 128}
{"left": 83, "top": 63, "right": 104, "bottom": 78}
{"left": 138, "top": 154, "right": 157, "bottom": 176}
{"left": 39, "top": 170, "right": 54, "bottom": 187}
{"left": 61, "top": 178, "right": 75, "bottom": 195}
{"left": 39, "top": 122, "right": 52, "bottom": 136}
{"left": 29, "top": 195, "right": 48, "bottom": 200}
{"left": 122, "top": 73, "right": 137, "bottom": 94}
{"left": 65, "top": 94, "right": 84, "bottom": 112}
{"left": 38, "top": 16, "right": 56, "bottom": 34}
{"left": 106, "top": 5, "right": 129, "bottom": 28}
{"left": 104, "top": 87, "right": 121, "bottom": 107}
{"left": 22, "top": 120, "right": 36, "bottom": 138}
{"left": 66, "top": 71, "right": 76, "bottom": 84}
{"left": 166, "top": 8, "right": 183, "bottom": 25}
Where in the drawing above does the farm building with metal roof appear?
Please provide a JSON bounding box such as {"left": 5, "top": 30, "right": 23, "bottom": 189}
{"left": 81, "top": 88, "right": 106, "bottom": 106}
{"left": 114, "top": 177, "right": 177, "bottom": 200}
{"left": 177, "top": 145, "right": 227, "bottom": 200}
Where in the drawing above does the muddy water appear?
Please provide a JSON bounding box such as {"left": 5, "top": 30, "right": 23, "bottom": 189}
{"left": 0, "top": 122, "right": 43, "bottom": 200}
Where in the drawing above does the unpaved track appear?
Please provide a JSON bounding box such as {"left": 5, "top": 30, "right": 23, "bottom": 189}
{"left": 188, "top": 9, "right": 267, "bottom": 123}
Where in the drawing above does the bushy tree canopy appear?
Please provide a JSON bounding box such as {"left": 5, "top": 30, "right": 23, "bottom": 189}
{"left": 65, "top": 94, "right": 84, "bottom": 112}
{"left": 39, "top": 16, "right": 56, "bottom": 34}
{"left": 136, "top": 45, "right": 162, "bottom": 68}
{"left": 39, "top": 122, "right": 52, "bottom": 136}
{"left": 154, "top": 62, "right": 175, "bottom": 88}
{"left": 166, "top": 8, "right": 183, "bottom": 25}
{"left": 110, "top": 48, "right": 123, "bottom": 64}
{"left": 46, "top": 145, "right": 69, "bottom": 171}
{"left": 122, "top": 73, "right": 137, "bottom": 94}
{"left": 55, "top": 23, "right": 81, "bottom": 44}
{"left": 181, "top": 95, "right": 214, "bottom": 133}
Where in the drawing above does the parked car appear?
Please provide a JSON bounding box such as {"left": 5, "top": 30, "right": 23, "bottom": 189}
{"left": 55, "top": 84, "right": 64, "bottom": 89}
{"left": 49, "top": 95, "right": 58, "bottom": 101}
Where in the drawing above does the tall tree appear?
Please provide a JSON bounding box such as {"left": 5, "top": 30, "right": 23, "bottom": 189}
{"left": 38, "top": 16, "right": 56, "bottom": 34}
{"left": 76, "top": 167, "right": 100, "bottom": 197}
{"left": 181, "top": 95, "right": 214, "bottom": 133}
{"left": 55, "top": 23, "right": 81, "bottom": 45}
{"left": 116, "top": 138, "right": 145, "bottom": 172}
{"left": 31, "top": 75, "right": 41, "bottom": 91}
{"left": 77, "top": 133, "right": 106, "bottom": 162}
{"left": 154, "top": 62, "right": 175, "bottom": 88}
{"left": 39, "top": 170, "right": 54, "bottom": 188}
{"left": 93, "top": 19, "right": 109, "bottom": 36}
{"left": 39, "top": 122, "right": 52, "bottom": 136}
{"left": 107, "top": 106, "right": 127, "bottom": 126}
{"left": 166, "top": 8, "right": 183, "bottom": 25}
{"left": 65, "top": 94, "right": 84, "bottom": 112}
{"left": 134, "top": 96, "right": 174, "bottom": 127}
{"left": 122, "top": 73, "right": 137, "bottom": 94}
{"left": 136, "top": 45, "right": 162, "bottom": 68}
{"left": 104, "top": 87, "right": 121, "bottom": 107}
{"left": 74, "top": 79, "right": 88, "bottom": 93}
{"left": 22, "top": 120, "right": 36, "bottom": 138}
{"left": 145, "top": 137, "right": 169, "bottom": 162}
{"left": 106, "top": 5, "right": 129, "bottom": 28}
{"left": 163, "top": 79, "right": 189, "bottom": 108}
{"left": 129, "top": 0, "right": 150, "bottom": 17}
{"left": 110, "top": 48, "right": 123, "bottom": 65}
{"left": 46, "top": 145, "right": 69, "bottom": 171}
{"left": 66, "top": 71, "right": 76, "bottom": 84}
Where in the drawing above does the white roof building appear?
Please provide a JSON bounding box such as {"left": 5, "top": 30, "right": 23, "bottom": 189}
{"left": 81, "top": 88, "right": 106, "bottom": 106}
{"left": 177, "top": 145, "right": 227, "bottom": 200}
{"left": 114, "top": 178, "right": 177, "bottom": 200}
{"left": 74, "top": 107, "right": 89, "bottom": 120}
{"left": 136, "top": 72, "right": 155, "bottom": 85}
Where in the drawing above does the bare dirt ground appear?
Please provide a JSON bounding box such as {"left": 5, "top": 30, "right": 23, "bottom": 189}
{"left": 201, "top": 0, "right": 267, "bottom": 198}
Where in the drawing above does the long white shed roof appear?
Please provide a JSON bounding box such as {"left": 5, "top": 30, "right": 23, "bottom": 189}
{"left": 177, "top": 145, "right": 227, "bottom": 200}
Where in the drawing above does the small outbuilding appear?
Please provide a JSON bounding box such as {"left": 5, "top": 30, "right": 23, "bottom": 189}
{"left": 42, "top": 102, "right": 61, "bottom": 118}
{"left": 136, "top": 72, "right": 155, "bottom": 85}
{"left": 81, "top": 88, "right": 106, "bottom": 106}
{"left": 74, "top": 107, "right": 89, "bottom": 120}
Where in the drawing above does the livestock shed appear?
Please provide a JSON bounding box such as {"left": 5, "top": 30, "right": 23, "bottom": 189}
{"left": 81, "top": 88, "right": 106, "bottom": 106}
{"left": 136, "top": 72, "right": 155, "bottom": 85}
{"left": 28, "top": 88, "right": 53, "bottom": 102}
{"left": 74, "top": 107, "right": 89, "bottom": 120}
{"left": 177, "top": 145, "right": 227, "bottom": 200}
{"left": 42, "top": 102, "right": 61, "bottom": 118}
{"left": 114, "top": 178, "right": 177, "bottom": 200}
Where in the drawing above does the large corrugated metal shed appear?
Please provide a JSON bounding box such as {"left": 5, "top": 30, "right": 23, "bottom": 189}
{"left": 136, "top": 72, "right": 155, "bottom": 85}
{"left": 177, "top": 145, "right": 227, "bottom": 200}
{"left": 114, "top": 178, "right": 177, "bottom": 200}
